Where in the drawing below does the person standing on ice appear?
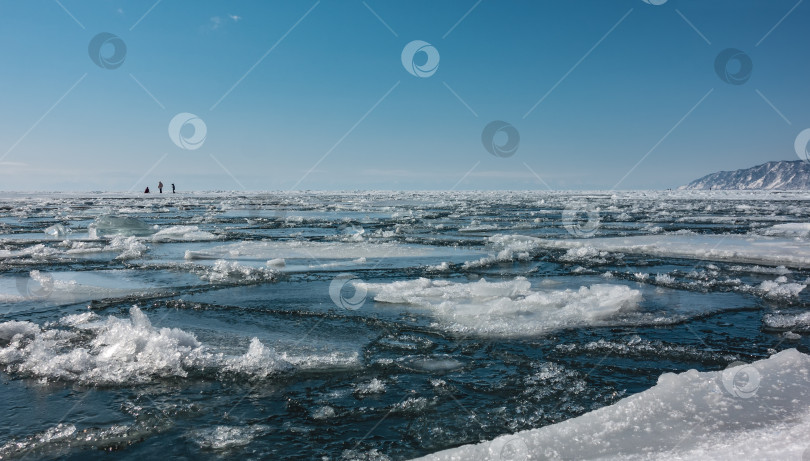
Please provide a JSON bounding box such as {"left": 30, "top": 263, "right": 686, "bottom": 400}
{"left": 158, "top": 181, "right": 164, "bottom": 193}
{"left": 171, "top": 183, "right": 176, "bottom": 193}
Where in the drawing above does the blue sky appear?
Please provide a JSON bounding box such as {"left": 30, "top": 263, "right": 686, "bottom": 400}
{"left": 0, "top": 0, "right": 808, "bottom": 191}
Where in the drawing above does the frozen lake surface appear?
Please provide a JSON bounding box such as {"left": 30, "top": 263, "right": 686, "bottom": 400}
{"left": 0, "top": 190, "right": 808, "bottom": 460}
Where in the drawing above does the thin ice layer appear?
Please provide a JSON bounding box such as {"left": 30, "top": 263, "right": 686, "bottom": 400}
{"left": 359, "top": 277, "right": 642, "bottom": 337}
{"left": 184, "top": 240, "right": 473, "bottom": 261}
{"left": 414, "top": 349, "right": 810, "bottom": 461}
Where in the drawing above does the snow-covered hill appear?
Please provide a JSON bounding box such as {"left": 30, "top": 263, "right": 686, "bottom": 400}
{"left": 680, "top": 160, "right": 810, "bottom": 190}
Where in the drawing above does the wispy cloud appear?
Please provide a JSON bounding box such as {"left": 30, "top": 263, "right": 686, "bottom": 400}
{"left": 207, "top": 14, "right": 241, "bottom": 31}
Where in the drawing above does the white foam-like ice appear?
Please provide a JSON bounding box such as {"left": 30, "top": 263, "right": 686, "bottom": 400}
{"left": 756, "top": 277, "right": 806, "bottom": 299}
{"left": 196, "top": 259, "right": 278, "bottom": 284}
{"left": 0, "top": 420, "right": 168, "bottom": 459}
{"left": 188, "top": 425, "right": 271, "bottom": 450}
{"left": 414, "top": 349, "right": 810, "bottom": 461}
{"left": 0, "top": 243, "right": 62, "bottom": 260}
{"left": 462, "top": 234, "right": 537, "bottom": 269}
{"left": 0, "top": 306, "right": 354, "bottom": 384}
{"left": 763, "top": 311, "right": 810, "bottom": 332}
{"left": 152, "top": 225, "right": 218, "bottom": 242}
{"left": 358, "top": 277, "right": 642, "bottom": 337}
{"left": 355, "top": 378, "right": 386, "bottom": 395}
{"left": 104, "top": 236, "right": 147, "bottom": 260}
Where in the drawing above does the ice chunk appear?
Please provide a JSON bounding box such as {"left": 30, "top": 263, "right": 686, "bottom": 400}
{"left": 152, "top": 225, "right": 217, "bottom": 242}
{"left": 0, "top": 321, "right": 40, "bottom": 342}
{"left": 756, "top": 279, "right": 806, "bottom": 299}
{"left": 196, "top": 260, "right": 278, "bottom": 284}
{"left": 763, "top": 311, "right": 810, "bottom": 332}
{"left": 414, "top": 349, "right": 810, "bottom": 461}
{"left": 43, "top": 224, "right": 69, "bottom": 237}
{"left": 0, "top": 306, "right": 329, "bottom": 384}
{"left": 104, "top": 236, "right": 147, "bottom": 260}
{"left": 359, "top": 277, "right": 642, "bottom": 337}
{"left": 354, "top": 378, "right": 386, "bottom": 395}
{"left": 266, "top": 258, "right": 286, "bottom": 268}
{"left": 188, "top": 425, "right": 271, "bottom": 450}
{"left": 89, "top": 216, "right": 155, "bottom": 238}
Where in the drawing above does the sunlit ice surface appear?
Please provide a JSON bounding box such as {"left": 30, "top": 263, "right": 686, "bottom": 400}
{"left": 0, "top": 190, "right": 809, "bottom": 460}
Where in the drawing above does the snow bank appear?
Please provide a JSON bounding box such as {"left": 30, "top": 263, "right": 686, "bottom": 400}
{"left": 414, "top": 349, "right": 810, "bottom": 461}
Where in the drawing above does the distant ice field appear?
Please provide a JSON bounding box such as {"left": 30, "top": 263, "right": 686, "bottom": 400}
{"left": 0, "top": 190, "right": 808, "bottom": 460}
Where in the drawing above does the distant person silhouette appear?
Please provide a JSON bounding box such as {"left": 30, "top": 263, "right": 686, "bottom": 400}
{"left": 144, "top": 187, "right": 150, "bottom": 193}
{"left": 172, "top": 183, "right": 176, "bottom": 193}
{"left": 158, "top": 181, "right": 164, "bottom": 193}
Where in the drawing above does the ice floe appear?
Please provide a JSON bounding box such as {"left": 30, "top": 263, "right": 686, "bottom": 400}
{"left": 415, "top": 349, "right": 810, "bottom": 461}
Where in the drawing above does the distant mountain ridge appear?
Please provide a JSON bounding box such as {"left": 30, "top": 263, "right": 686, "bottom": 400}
{"left": 680, "top": 160, "right": 810, "bottom": 190}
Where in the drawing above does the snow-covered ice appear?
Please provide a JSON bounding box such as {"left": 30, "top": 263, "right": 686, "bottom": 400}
{"left": 415, "top": 349, "right": 810, "bottom": 461}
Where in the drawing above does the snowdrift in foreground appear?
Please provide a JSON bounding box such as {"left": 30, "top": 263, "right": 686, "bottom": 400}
{"left": 359, "top": 277, "right": 642, "bottom": 337}
{"left": 414, "top": 349, "right": 810, "bottom": 461}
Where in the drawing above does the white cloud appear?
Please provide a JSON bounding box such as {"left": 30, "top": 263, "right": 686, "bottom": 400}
{"left": 207, "top": 14, "right": 241, "bottom": 31}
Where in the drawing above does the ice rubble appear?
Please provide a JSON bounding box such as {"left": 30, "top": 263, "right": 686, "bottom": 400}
{"left": 196, "top": 259, "right": 279, "bottom": 284}
{"left": 506, "top": 233, "right": 810, "bottom": 268}
{"left": 188, "top": 425, "right": 272, "bottom": 450}
{"left": 104, "top": 236, "right": 147, "bottom": 260}
{"left": 763, "top": 311, "right": 810, "bottom": 332}
{"left": 0, "top": 306, "right": 358, "bottom": 384}
{"left": 358, "top": 277, "right": 642, "bottom": 337}
{"left": 151, "top": 225, "right": 218, "bottom": 242}
{"left": 414, "top": 349, "right": 810, "bottom": 461}
{"left": 0, "top": 420, "right": 169, "bottom": 459}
